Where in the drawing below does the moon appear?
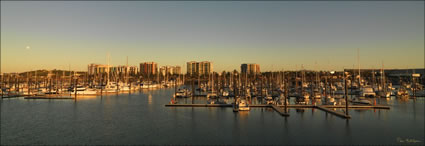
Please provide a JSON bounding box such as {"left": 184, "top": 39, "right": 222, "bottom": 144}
{"left": 25, "top": 46, "right": 31, "bottom": 50}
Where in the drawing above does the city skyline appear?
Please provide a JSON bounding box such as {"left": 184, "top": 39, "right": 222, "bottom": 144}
{"left": 1, "top": 1, "right": 424, "bottom": 73}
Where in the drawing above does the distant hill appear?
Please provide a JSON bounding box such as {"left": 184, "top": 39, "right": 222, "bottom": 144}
{"left": 2, "top": 69, "right": 87, "bottom": 77}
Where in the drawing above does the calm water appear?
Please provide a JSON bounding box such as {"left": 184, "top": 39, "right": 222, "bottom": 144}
{"left": 1, "top": 88, "right": 424, "bottom": 145}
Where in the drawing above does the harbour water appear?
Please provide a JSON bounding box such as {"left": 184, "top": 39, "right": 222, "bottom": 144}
{"left": 1, "top": 88, "right": 424, "bottom": 145}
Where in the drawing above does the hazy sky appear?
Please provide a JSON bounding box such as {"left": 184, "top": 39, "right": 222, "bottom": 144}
{"left": 1, "top": 1, "right": 424, "bottom": 73}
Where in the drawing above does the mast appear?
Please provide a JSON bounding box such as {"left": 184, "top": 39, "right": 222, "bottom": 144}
{"left": 107, "top": 52, "right": 110, "bottom": 85}
{"left": 357, "top": 48, "right": 361, "bottom": 88}
{"left": 126, "top": 56, "right": 129, "bottom": 85}
{"left": 382, "top": 61, "right": 385, "bottom": 92}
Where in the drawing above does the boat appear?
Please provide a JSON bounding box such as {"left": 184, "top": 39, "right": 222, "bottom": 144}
{"left": 140, "top": 82, "right": 158, "bottom": 89}
{"left": 237, "top": 99, "right": 250, "bottom": 111}
{"left": 396, "top": 88, "right": 409, "bottom": 98}
{"left": 175, "top": 88, "right": 191, "bottom": 98}
{"left": 277, "top": 94, "right": 289, "bottom": 105}
{"left": 302, "top": 92, "right": 310, "bottom": 99}
{"left": 264, "top": 96, "right": 275, "bottom": 104}
{"left": 221, "top": 90, "right": 229, "bottom": 97}
{"left": 119, "top": 84, "right": 131, "bottom": 92}
{"left": 377, "top": 90, "right": 391, "bottom": 98}
{"left": 233, "top": 103, "right": 239, "bottom": 112}
{"left": 70, "top": 86, "right": 97, "bottom": 95}
{"left": 45, "top": 90, "right": 59, "bottom": 94}
{"left": 351, "top": 97, "right": 372, "bottom": 105}
{"left": 324, "top": 95, "right": 336, "bottom": 105}
{"left": 359, "top": 86, "right": 376, "bottom": 98}
{"left": 207, "top": 91, "right": 218, "bottom": 99}
{"left": 312, "top": 89, "right": 322, "bottom": 99}
{"left": 295, "top": 96, "right": 307, "bottom": 105}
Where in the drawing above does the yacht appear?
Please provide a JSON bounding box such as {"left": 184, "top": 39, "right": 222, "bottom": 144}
{"left": 221, "top": 90, "right": 229, "bottom": 97}
{"left": 351, "top": 97, "right": 372, "bottom": 105}
{"left": 377, "top": 90, "right": 391, "bottom": 98}
{"left": 264, "top": 96, "right": 275, "bottom": 105}
{"left": 277, "top": 94, "right": 289, "bottom": 105}
{"left": 302, "top": 92, "right": 310, "bottom": 99}
{"left": 324, "top": 95, "right": 336, "bottom": 105}
{"left": 359, "top": 86, "right": 376, "bottom": 98}
{"left": 70, "top": 86, "right": 97, "bottom": 95}
{"left": 103, "top": 82, "right": 118, "bottom": 93}
{"left": 207, "top": 91, "right": 218, "bottom": 99}
{"left": 396, "top": 88, "right": 409, "bottom": 98}
{"left": 175, "top": 88, "right": 191, "bottom": 98}
{"left": 238, "top": 99, "right": 250, "bottom": 111}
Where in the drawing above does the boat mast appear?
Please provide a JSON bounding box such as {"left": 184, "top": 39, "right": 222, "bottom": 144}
{"left": 357, "top": 48, "right": 361, "bottom": 88}
{"left": 126, "top": 56, "right": 128, "bottom": 85}
{"left": 382, "top": 61, "right": 385, "bottom": 92}
{"left": 107, "top": 52, "right": 110, "bottom": 86}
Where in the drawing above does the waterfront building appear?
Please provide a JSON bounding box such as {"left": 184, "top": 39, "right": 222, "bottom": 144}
{"left": 88, "top": 64, "right": 138, "bottom": 76}
{"left": 186, "top": 61, "right": 213, "bottom": 76}
{"left": 160, "top": 66, "right": 182, "bottom": 76}
{"left": 140, "top": 62, "right": 158, "bottom": 76}
{"left": 113, "top": 66, "right": 139, "bottom": 76}
{"left": 88, "top": 63, "right": 111, "bottom": 75}
{"left": 173, "top": 66, "right": 181, "bottom": 75}
{"left": 241, "top": 63, "right": 261, "bottom": 75}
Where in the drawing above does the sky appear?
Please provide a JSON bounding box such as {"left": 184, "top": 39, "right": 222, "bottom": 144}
{"left": 1, "top": 1, "right": 424, "bottom": 73}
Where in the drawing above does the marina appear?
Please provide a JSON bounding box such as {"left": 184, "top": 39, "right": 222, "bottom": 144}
{"left": 1, "top": 1, "right": 424, "bottom": 145}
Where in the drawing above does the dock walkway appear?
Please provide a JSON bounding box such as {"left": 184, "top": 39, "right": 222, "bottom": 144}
{"left": 270, "top": 104, "right": 290, "bottom": 117}
{"left": 165, "top": 103, "right": 390, "bottom": 119}
{"left": 316, "top": 106, "right": 351, "bottom": 119}
{"left": 24, "top": 96, "right": 74, "bottom": 100}
{"left": 320, "top": 105, "right": 390, "bottom": 109}
{"left": 165, "top": 104, "right": 232, "bottom": 107}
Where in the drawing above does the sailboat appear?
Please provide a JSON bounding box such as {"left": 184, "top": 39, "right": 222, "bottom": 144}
{"left": 207, "top": 73, "right": 218, "bottom": 99}
{"left": 237, "top": 98, "right": 250, "bottom": 111}
{"left": 377, "top": 63, "right": 391, "bottom": 98}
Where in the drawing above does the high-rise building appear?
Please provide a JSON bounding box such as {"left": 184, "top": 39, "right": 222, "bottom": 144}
{"left": 160, "top": 66, "right": 171, "bottom": 76}
{"left": 88, "top": 63, "right": 111, "bottom": 75}
{"left": 88, "top": 63, "right": 138, "bottom": 76}
{"left": 114, "top": 65, "right": 139, "bottom": 76}
{"left": 173, "top": 66, "right": 181, "bottom": 75}
{"left": 186, "top": 61, "right": 213, "bottom": 75}
{"left": 241, "top": 63, "right": 260, "bottom": 75}
{"left": 140, "top": 62, "right": 158, "bottom": 76}
{"left": 160, "top": 65, "right": 182, "bottom": 76}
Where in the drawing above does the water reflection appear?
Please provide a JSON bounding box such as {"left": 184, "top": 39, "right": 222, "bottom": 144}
{"left": 1, "top": 88, "right": 424, "bottom": 145}
{"left": 238, "top": 111, "right": 250, "bottom": 120}
{"left": 148, "top": 94, "right": 153, "bottom": 105}
{"left": 74, "top": 95, "right": 98, "bottom": 101}
{"left": 344, "top": 119, "right": 352, "bottom": 143}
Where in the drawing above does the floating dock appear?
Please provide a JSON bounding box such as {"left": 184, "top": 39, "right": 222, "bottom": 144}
{"left": 320, "top": 105, "right": 390, "bottom": 109}
{"left": 24, "top": 96, "right": 74, "bottom": 100}
{"left": 165, "top": 103, "right": 391, "bottom": 119}
{"left": 1, "top": 95, "right": 23, "bottom": 99}
{"left": 165, "top": 104, "right": 232, "bottom": 107}
{"left": 316, "top": 106, "right": 351, "bottom": 119}
{"left": 270, "top": 104, "right": 290, "bottom": 116}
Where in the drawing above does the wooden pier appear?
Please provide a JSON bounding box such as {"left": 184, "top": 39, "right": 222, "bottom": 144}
{"left": 165, "top": 103, "right": 390, "bottom": 119}
{"left": 316, "top": 106, "right": 351, "bottom": 119}
{"left": 165, "top": 103, "right": 291, "bottom": 117}
{"left": 320, "top": 105, "right": 390, "bottom": 109}
{"left": 165, "top": 104, "right": 232, "bottom": 107}
{"left": 270, "top": 104, "right": 290, "bottom": 116}
{"left": 1, "top": 95, "right": 22, "bottom": 99}
{"left": 24, "top": 96, "right": 74, "bottom": 100}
